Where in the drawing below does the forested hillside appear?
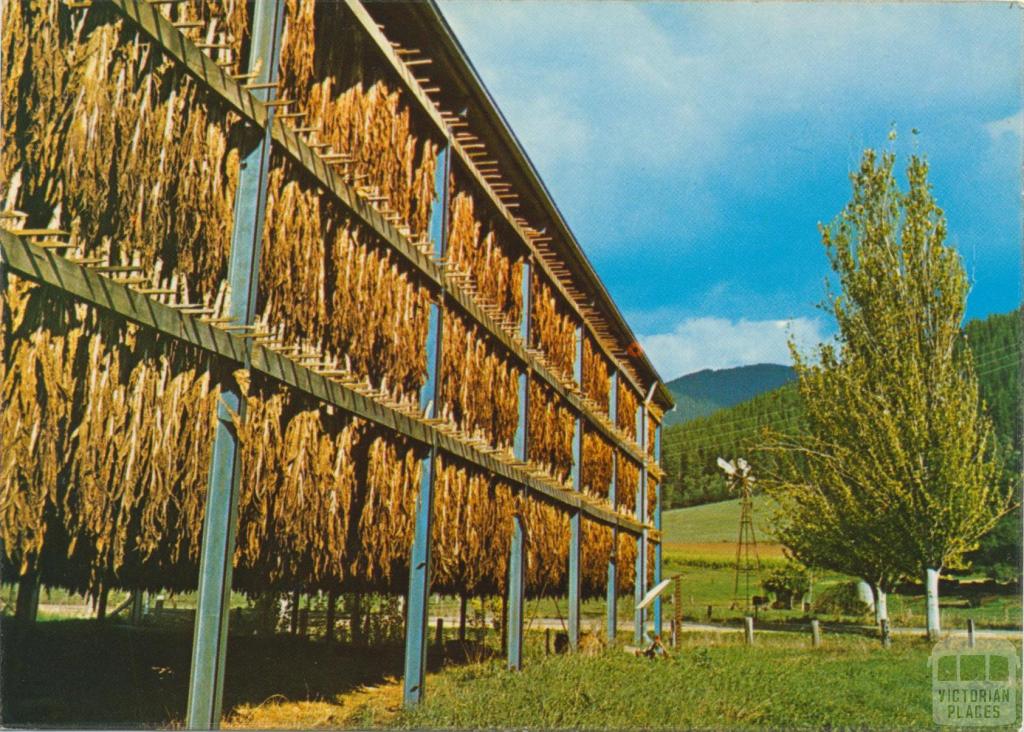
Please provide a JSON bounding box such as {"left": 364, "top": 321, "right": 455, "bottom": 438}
{"left": 661, "top": 310, "right": 1020, "bottom": 510}
{"left": 663, "top": 364, "right": 796, "bottom": 425}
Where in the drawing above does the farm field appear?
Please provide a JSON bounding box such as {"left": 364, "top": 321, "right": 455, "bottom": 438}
{"left": 660, "top": 499, "right": 1022, "bottom": 630}
{"left": 662, "top": 496, "right": 776, "bottom": 544}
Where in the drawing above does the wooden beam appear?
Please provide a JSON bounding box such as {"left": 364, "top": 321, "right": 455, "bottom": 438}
{"left": 109, "top": 0, "right": 650, "bottom": 474}
{"left": 0, "top": 231, "right": 653, "bottom": 538}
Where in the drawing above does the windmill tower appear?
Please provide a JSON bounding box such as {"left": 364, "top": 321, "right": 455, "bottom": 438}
{"left": 717, "top": 457, "right": 762, "bottom": 612}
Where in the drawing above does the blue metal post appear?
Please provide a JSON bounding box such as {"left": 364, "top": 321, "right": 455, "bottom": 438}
{"left": 652, "top": 423, "right": 663, "bottom": 637}
{"left": 508, "top": 258, "right": 532, "bottom": 671}
{"left": 402, "top": 145, "right": 449, "bottom": 707}
{"left": 606, "top": 371, "right": 618, "bottom": 644}
{"left": 568, "top": 325, "right": 583, "bottom": 649}
{"left": 186, "top": 2, "right": 285, "bottom": 727}
{"left": 633, "top": 402, "right": 646, "bottom": 645}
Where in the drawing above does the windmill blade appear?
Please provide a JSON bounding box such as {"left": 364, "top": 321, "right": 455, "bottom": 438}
{"left": 737, "top": 457, "right": 750, "bottom": 473}
{"left": 716, "top": 457, "right": 737, "bottom": 476}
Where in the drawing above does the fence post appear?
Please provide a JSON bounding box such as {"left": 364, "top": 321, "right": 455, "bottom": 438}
{"left": 744, "top": 616, "right": 755, "bottom": 645}
{"left": 186, "top": 1, "right": 286, "bottom": 727}
{"left": 967, "top": 618, "right": 975, "bottom": 648}
{"left": 811, "top": 619, "right": 821, "bottom": 647}
{"left": 403, "top": 142, "right": 450, "bottom": 707}
{"left": 606, "top": 372, "right": 619, "bottom": 646}
{"left": 568, "top": 325, "right": 583, "bottom": 650}
{"left": 508, "top": 257, "right": 533, "bottom": 671}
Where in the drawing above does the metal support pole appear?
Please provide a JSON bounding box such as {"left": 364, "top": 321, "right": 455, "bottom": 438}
{"left": 403, "top": 143, "right": 449, "bottom": 707}
{"left": 652, "top": 424, "right": 663, "bottom": 638}
{"left": 606, "top": 372, "right": 618, "bottom": 645}
{"left": 634, "top": 402, "right": 646, "bottom": 645}
{"left": 568, "top": 325, "right": 583, "bottom": 650}
{"left": 508, "top": 258, "right": 532, "bottom": 671}
{"left": 186, "top": 2, "right": 285, "bottom": 727}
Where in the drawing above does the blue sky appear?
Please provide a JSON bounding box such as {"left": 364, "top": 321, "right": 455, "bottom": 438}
{"left": 439, "top": 1, "right": 1022, "bottom": 381}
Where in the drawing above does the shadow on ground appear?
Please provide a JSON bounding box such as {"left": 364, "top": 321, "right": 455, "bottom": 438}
{"left": 0, "top": 618, "right": 455, "bottom": 728}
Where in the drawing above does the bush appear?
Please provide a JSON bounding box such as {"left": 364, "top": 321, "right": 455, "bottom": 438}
{"left": 812, "top": 581, "right": 871, "bottom": 617}
{"left": 762, "top": 564, "right": 810, "bottom": 609}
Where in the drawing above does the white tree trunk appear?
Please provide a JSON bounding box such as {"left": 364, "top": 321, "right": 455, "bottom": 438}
{"left": 926, "top": 568, "right": 941, "bottom": 639}
{"left": 872, "top": 584, "right": 888, "bottom": 624}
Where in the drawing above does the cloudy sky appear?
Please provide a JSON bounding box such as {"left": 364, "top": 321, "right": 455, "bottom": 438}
{"left": 438, "top": 1, "right": 1022, "bottom": 381}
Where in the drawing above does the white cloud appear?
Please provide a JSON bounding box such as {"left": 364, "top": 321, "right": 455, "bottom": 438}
{"left": 438, "top": 1, "right": 1019, "bottom": 261}
{"left": 639, "top": 317, "right": 828, "bottom": 381}
{"left": 984, "top": 110, "right": 1023, "bottom": 140}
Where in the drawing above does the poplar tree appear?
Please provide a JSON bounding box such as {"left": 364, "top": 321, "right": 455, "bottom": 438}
{"left": 766, "top": 146, "right": 1011, "bottom": 638}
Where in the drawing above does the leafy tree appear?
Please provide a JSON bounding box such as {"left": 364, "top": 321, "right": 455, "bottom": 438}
{"left": 764, "top": 146, "right": 1012, "bottom": 638}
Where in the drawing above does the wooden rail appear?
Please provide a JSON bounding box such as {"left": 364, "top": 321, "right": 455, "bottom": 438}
{"left": 107, "top": 0, "right": 657, "bottom": 471}
{"left": 339, "top": 0, "right": 652, "bottom": 400}
{"left": 1, "top": 228, "right": 660, "bottom": 542}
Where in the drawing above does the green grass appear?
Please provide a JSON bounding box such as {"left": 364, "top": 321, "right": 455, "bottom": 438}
{"left": 392, "top": 633, "right": 1023, "bottom": 731}
{"left": 662, "top": 496, "right": 775, "bottom": 543}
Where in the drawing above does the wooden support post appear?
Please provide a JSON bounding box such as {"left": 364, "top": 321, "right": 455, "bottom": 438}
{"left": 351, "top": 594, "right": 364, "bottom": 646}
{"left": 652, "top": 424, "right": 663, "bottom": 638}
{"left": 967, "top": 618, "right": 976, "bottom": 648}
{"left": 96, "top": 584, "right": 109, "bottom": 622}
{"left": 187, "top": 2, "right": 285, "bottom": 728}
{"left": 14, "top": 572, "right": 40, "bottom": 624}
{"left": 744, "top": 616, "right": 754, "bottom": 645}
{"left": 606, "top": 372, "right": 618, "bottom": 646}
{"left": 435, "top": 617, "right": 444, "bottom": 649}
{"left": 508, "top": 258, "right": 532, "bottom": 671}
{"left": 458, "top": 594, "right": 467, "bottom": 642}
{"left": 289, "top": 590, "right": 300, "bottom": 634}
{"left": 568, "top": 325, "right": 583, "bottom": 651}
{"left": 130, "top": 591, "right": 144, "bottom": 626}
{"left": 811, "top": 619, "right": 821, "bottom": 648}
{"left": 325, "top": 589, "right": 337, "bottom": 644}
{"left": 403, "top": 142, "right": 449, "bottom": 707}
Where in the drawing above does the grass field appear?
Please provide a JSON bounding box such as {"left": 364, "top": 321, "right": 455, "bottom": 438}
{"left": 662, "top": 496, "right": 776, "bottom": 544}
{"left": 7, "top": 617, "right": 1020, "bottom": 730}
{"left": 361, "top": 633, "right": 1024, "bottom": 730}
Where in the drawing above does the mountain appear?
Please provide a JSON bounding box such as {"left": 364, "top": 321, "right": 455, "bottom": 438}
{"left": 660, "top": 310, "right": 1020, "bottom": 515}
{"left": 663, "top": 363, "right": 796, "bottom": 426}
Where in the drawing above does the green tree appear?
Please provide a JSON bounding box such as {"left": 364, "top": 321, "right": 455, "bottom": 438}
{"left": 765, "top": 146, "right": 1012, "bottom": 638}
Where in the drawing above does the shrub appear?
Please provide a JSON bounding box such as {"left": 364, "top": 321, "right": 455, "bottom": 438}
{"left": 762, "top": 564, "right": 811, "bottom": 609}
{"left": 812, "top": 581, "right": 871, "bottom": 616}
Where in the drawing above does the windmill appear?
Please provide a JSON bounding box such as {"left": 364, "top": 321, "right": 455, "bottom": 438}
{"left": 717, "top": 457, "right": 762, "bottom": 612}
